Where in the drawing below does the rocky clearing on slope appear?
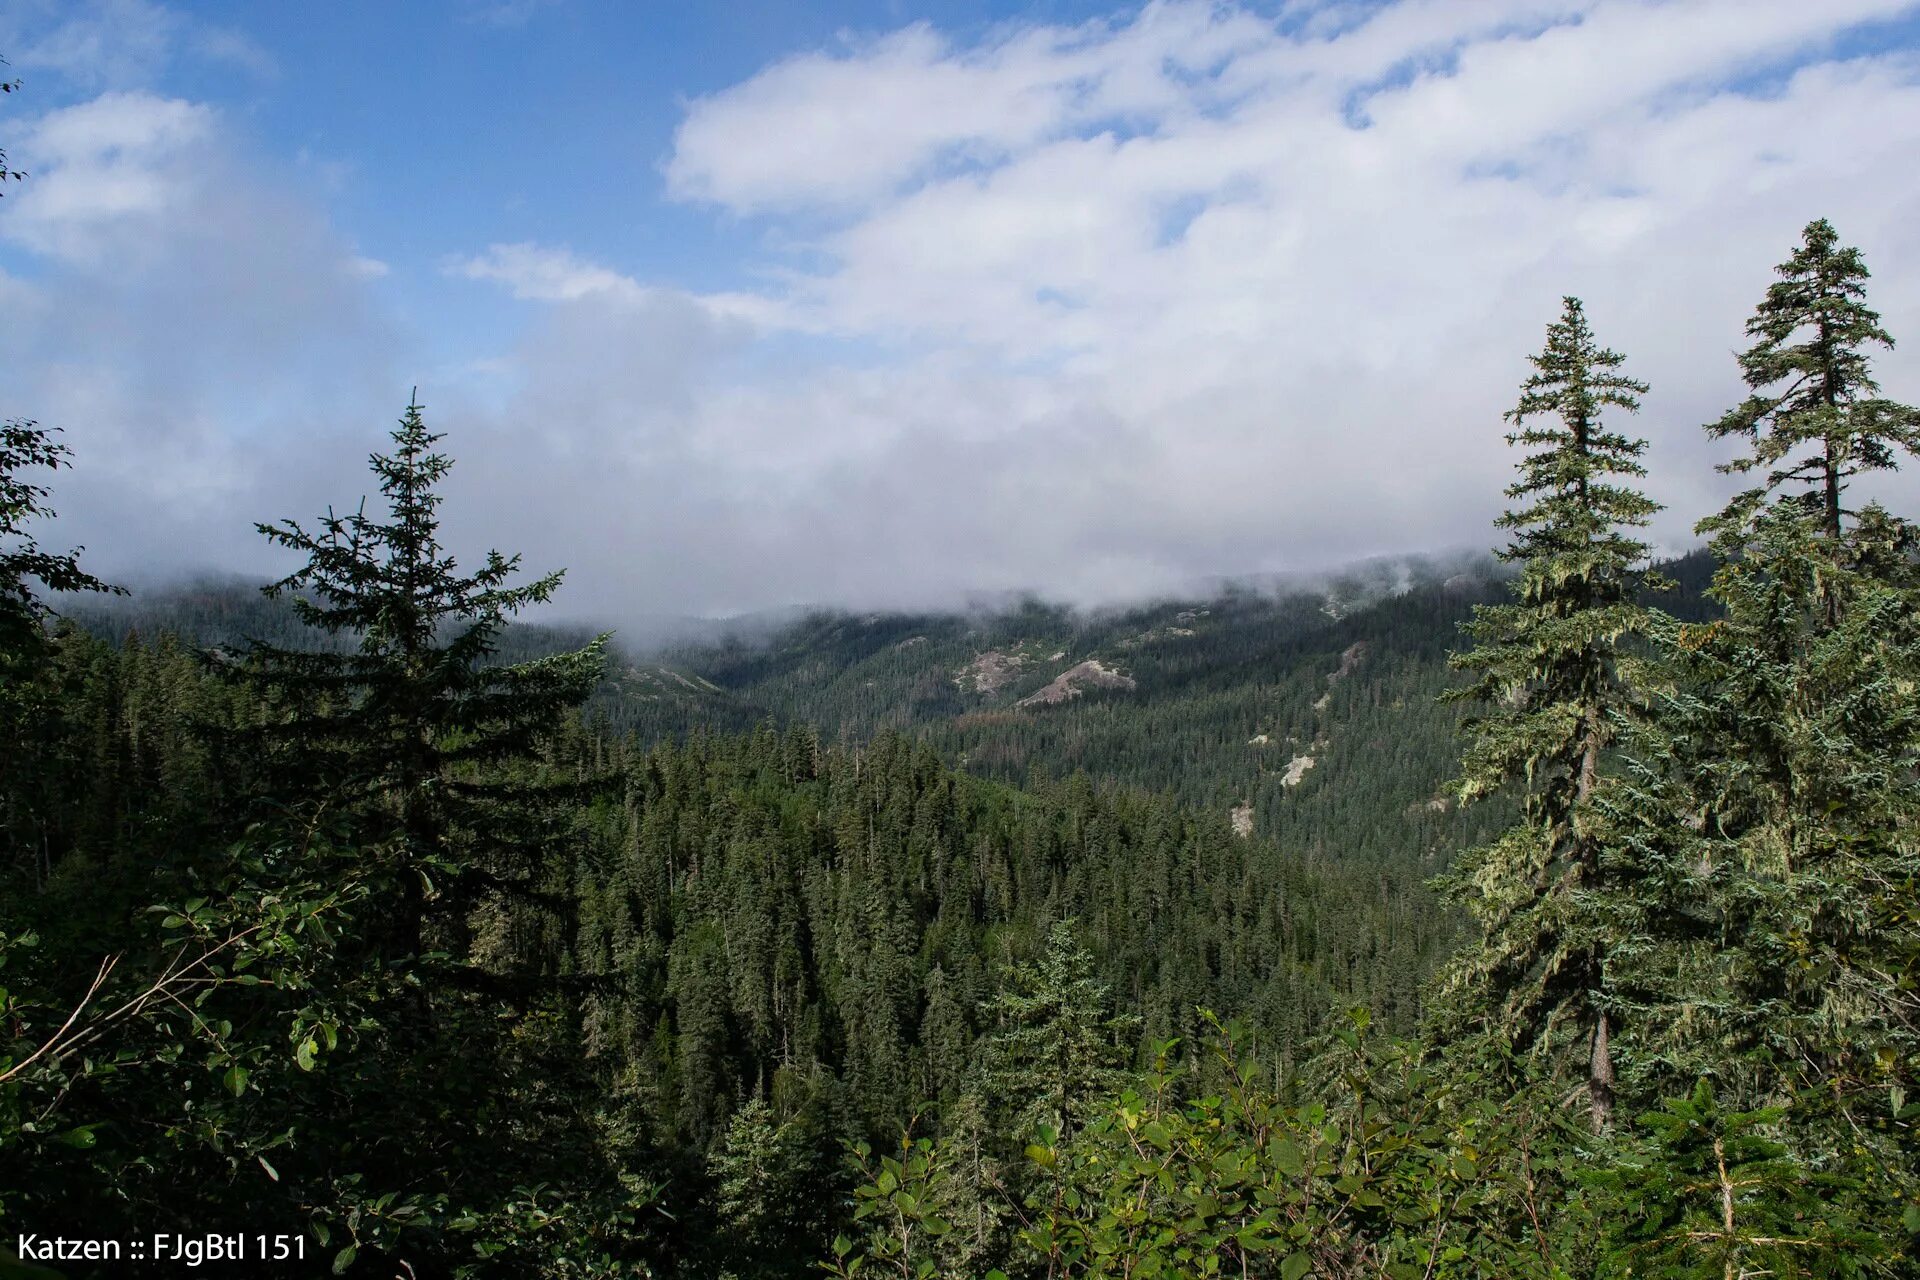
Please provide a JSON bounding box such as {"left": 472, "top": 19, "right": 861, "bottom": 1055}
{"left": 1016, "top": 658, "right": 1136, "bottom": 708}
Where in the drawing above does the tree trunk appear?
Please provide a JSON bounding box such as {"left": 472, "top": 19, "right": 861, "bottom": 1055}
{"left": 1589, "top": 1008, "right": 1615, "bottom": 1132}
{"left": 1578, "top": 731, "right": 1613, "bottom": 1131}
{"left": 1823, "top": 443, "right": 1843, "bottom": 542}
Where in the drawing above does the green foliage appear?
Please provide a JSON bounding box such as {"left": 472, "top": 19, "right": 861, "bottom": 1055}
{"left": 1589, "top": 1080, "right": 1880, "bottom": 1278}
{"left": 603, "top": 559, "right": 1516, "bottom": 872}
{"left": 3, "top": 619, "right": 1416, "bottom": 1274}
{"left": 1, "top": 818, "right": 369, "bottom": 1234}
{"left": 710, "top": 1097, "right": 842, "bottom": 1278}
{"left": 1432, "top": 298, "right": 1667, "bottom": 1130}
{"left": 825, "top": 1128, "right": 963, "bottom": 1280}
{"left": 0, "top": 420, "right": 125, "bottom": 889}
{"left": 1, "top": 407, "right": 649, "bottom": 1275}
{"left": 236, "top": 399, "right": 609, "bottom": 954}
{"left": 1674, "top": 225, "right": 1912, "bottom": 1094}
{"left": 1585, "top": 221, "right": 1920, "bottom": 1269}
{"left": 835, "top": 1014, "right": 1577, "bottom": 1279}
{"left": 213, "top": 400, "right": 641, "bottom": 1271}
{"left": 976, "top": 921, "right": 1141, "bottom": 1145}
{"left": 0, "top": 421, "right": 123, "bottom": 652}
{"left": 1704, "top": 217, "right": 1920, "bottom": 542}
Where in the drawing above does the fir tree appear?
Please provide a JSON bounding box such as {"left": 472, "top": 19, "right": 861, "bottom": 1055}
{"left": 977, "top": 919, "right": 1138, "bottom": 1145}
{"left": 1705, "top": 217, "right": 1920, "bottom": 552}
{"left": 236, "top": 396, "right": 608, "bottom": 967}
{"left": 1434, "top": 297, "right": 1664, "bottom": 1131}
{"left": 711, "top": 1096, "right": 824, "bottom": 1277}
{"left": 216, "top": 400, "right": 640, "bottom": 1270}
{"left": 1672, "top": 222, "right": 1920, "bottom": 1170}
{"left": 918, "top": 963, "right": 970, "bottom": 1104}
{"left": 1590, "top": 1081, "right": 1876, "bottom": 1279}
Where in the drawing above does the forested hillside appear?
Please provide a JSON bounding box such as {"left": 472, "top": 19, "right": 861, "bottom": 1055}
{"left": 625, "top": 550, "right": 1713, "bottom": 852}
{"left": 5, "top": 185, "right": 1920, "bottom": 1280}
{"left": 68, "top": 562, "right": 1520, "bottom": 865}
{"left": 1, "top": 618, "right": 1431, "bottom": 1273}
{"left": 78, "top": 546, "right": 1723, "bottom": 874}
{"left": 73, "top": 542, "right": 1714, "bottom": 907}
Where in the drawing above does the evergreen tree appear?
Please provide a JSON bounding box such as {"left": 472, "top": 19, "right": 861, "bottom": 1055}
{"left": 710, "top": 1096, "right": 828, "bottom": 1277}
{"left": 1434, "top": 297, "right": 1664, "bottom": 1130}
{"left": 1590, "top": 1081, "right": 1876, "bottom": 1278}
{"left": 1705, "top": 217, "right": 1920, "bottom": 553}
{"left": 219, "top": 399, "right": 636, "bottom": 1270}
{"left": 1668, "top": 222, "right": 1920, "bottom": 1169}
{"left": 237, "top": 397, "right": 609, "bottom": 967}
{"left": 977, "top": 919, "right": 1139, "bottom": 1145}
{"left": 918, "top": 963, "right": 970, "bottom": 1103}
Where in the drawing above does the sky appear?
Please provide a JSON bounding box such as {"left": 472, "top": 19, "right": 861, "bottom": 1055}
{"left": 3, "top": 0, "right": 1920, "bottom": 621}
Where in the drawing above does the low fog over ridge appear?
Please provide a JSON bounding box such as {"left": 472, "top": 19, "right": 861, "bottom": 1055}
{"left": 74, "top": 544, "right": 1518, "bottom": 662}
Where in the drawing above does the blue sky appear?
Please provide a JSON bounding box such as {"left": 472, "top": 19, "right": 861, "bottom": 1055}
{"left": 4, "top": 0, "right": 1205, "bottom": 362}
{"left": 4, "top": 0, "right": 1920, "bottom": 617}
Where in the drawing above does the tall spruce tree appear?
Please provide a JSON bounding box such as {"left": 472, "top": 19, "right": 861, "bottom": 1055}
{"left": 976, "top": 919, "right": 1139, "bottom": 1145}
{"left": 1434, "top": 297, "right": 1664, "bottom": 1131}
{"left": 238, "top": 396, "right": 608, "bottom": 970}
{"left": 1704, "top": 217, "right": 1920, "bottom": 554}
{"left": 217, "top": 400, "right": 648, "bottom": 1271}
{"left": 1678, "top": 221, "right": 1920, "bottom": 1140}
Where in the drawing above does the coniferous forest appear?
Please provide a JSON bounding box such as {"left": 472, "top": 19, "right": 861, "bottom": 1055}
{"left": 6, "top": 66, "right": 1920, "bottom": 1280}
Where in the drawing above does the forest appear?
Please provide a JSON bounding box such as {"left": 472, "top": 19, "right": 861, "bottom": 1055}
{"left": 4, "top": 65, "right": 1920, "bottom": 1278}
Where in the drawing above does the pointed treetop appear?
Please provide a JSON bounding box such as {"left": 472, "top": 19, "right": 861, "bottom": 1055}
{"left": 1704, "top": 217, "right": 1920, "bottom": 541}
{"left": 1507, "top": 296, "right": 1649, "bottom": 431}
{"left": 1491, "top": 296, "right": 1659, "bottom": 567}
{"left": 253, "top": 397, "right": 570, "bottom": 658}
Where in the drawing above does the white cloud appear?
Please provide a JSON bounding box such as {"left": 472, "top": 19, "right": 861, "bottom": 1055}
{"left": 2, "top": 0, "right": 274, "bottom": 89}
{"left": 0, "top": 87, "right": 405, "bottom": 582}
{"left": 454, "top": 242, "right": 649, "bottom": 303}
{"left": 4, "top": 92, "right": 214, "bottom": 264}
{"left": 665, "top": 5, "right": 1280, "bottom": 214}
{"left": 19, "top": 0, "right": 1920, "bottom": 619}
{"left": 6, "top": 0, "right": 180, "bottom": 88}
{"left": 451, "top": 242, "right": 796, "bottom": 329}
{"left": 192, "top": 26, "right": 277, "bottom": 79}
{"left": 456, "top": 0, "right": 1920, "bottom": 614}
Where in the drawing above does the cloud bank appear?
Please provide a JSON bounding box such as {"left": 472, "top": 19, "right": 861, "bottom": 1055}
{"left": 9, "top": 0, "right": 1920, "bottom": 620}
